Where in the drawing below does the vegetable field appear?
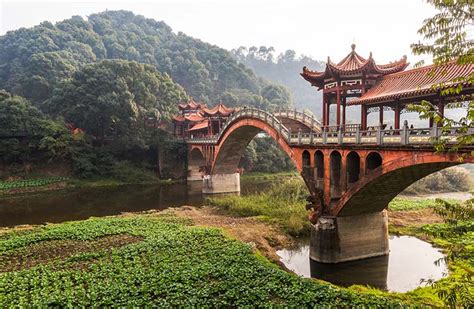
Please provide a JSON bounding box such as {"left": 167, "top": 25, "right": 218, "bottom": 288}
{"left": 0, "top": 177, "right": 68, "bottom": 190}
{"left": 0, "top": 214, "right": 405, "bottom": 307}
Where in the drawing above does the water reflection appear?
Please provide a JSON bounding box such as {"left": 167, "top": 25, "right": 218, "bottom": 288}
{"left": 277, "top": 235, "right": 447, "bottom": 292}
{"left": 0, "top": 179, "right": 268, "bottom": 227}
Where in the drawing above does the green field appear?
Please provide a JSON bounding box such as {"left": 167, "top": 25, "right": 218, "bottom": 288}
{"left": 0, "top": 214, "right": 404, "bottom": 307}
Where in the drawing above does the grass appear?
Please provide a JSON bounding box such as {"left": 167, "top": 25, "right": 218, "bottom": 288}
{"left": 388, "top": 197, "right": 438, "bottom": 211}
{"left": 0, "top": 213, "right": 407, "bottom": 307}
{"left": 208, "top": 178, "right": 310, "bottom": 236}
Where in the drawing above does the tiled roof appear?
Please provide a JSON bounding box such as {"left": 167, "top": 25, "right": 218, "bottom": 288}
{"left": 188, "top": 120, "right": 209, "bottom": 131}
{"left": 301, "top": 44, "right": 408, "bottom": 87}
{"left": 351, "top": 61, "right": 474, "bottom": 105}
{"left": 178, "top": 100, "right": 206, "bottom": 110}
{"left": 172, "top": 114, "right": 206, "bottom": 122}
{"left": 173, "top": 115, "right": 185, "bottom": 122}
{"left": 202, "top": 103, "right": 235, "bottom": 116}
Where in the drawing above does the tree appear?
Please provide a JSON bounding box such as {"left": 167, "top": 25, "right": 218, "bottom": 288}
{"left": 0, "top": 90, "right": 73, "bottom": 165}
{"left": 46, "top": 60, "right": 188, "bottom": 148}
{"left": 410, "top": 0, "right": 473, "bottom": 153}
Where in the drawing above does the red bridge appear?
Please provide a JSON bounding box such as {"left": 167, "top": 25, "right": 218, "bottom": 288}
{"left": 179, "top": 46, "right": 474, "bottom": 263}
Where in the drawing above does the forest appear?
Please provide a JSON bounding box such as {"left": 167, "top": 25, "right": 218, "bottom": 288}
{"left": 232, "top": 46, "right": 325, "bottom": 116}
{"left": 0, "top": 10, "right": 294, "bottom": 179}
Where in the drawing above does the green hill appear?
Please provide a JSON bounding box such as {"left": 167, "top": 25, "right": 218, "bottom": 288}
{"left": 0, "top": 10, "right": 291, "bottom": 111}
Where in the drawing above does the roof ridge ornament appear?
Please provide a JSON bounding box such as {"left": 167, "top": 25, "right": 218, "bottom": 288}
{"left": 351, "top": 43, "right": 356, "bottom": 52}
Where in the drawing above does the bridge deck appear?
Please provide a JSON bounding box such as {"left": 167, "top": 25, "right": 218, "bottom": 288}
{"left": 185, "top": 107, "right": 471, "bottom": 149}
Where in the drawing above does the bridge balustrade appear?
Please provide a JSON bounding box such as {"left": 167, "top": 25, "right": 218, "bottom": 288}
{"left": 185, "top": 107, "right": 473, "bottom": 148}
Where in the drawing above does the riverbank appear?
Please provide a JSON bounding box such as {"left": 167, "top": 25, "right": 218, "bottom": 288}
{"left": 0, "top": 178, "right": 471, "bottom": 306}
{"left": 0, "top": 176, "right": 175, "bottom": 197}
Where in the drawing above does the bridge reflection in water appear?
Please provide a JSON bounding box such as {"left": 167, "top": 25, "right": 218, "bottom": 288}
{"left": 277, "top": 235, "right": 447, "bottom": 292}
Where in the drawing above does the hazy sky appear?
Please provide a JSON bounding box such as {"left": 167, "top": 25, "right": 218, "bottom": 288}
{"left": 0, "top": 0, "right": 436, "bottom": 64}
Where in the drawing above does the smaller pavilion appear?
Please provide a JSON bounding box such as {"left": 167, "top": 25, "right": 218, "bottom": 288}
{"left": 173, "top": 100, "right": 235, "bottom": 138}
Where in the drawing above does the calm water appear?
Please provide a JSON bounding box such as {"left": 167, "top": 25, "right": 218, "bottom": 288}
{"left": 277, "top": 235, "right": 447, "bottom": 292}
{"left": 0, "top": 180, "right": 270, "bottom": 227}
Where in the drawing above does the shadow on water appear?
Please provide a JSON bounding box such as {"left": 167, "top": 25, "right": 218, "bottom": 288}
{"left": 277, "top": 235, "right": 447, "bottom": 292}
{"left": 0, "top": 179, "right": 271, "bottom": 227}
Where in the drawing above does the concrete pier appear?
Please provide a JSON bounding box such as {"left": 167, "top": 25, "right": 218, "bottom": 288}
{"left": 187, "top": 169, "right": 203, "bottom": 182}
{"left": 310, "top": 211, "right": 389, "bottom": 263}
{"left": 202, "top": 173, "right": 240, "bottom": 194}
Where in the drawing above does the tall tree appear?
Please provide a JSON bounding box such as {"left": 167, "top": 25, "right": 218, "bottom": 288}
{"left": 46, "top": 60, "right": 188, "bottom": 147}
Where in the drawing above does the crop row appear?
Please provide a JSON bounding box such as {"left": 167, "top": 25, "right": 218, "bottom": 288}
{"left": 0, "top": 176, "right": 68, "bottom": 190}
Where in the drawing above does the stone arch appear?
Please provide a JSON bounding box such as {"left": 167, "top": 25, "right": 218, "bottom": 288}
{"left": 302, "top": 150, "right": 311, "bottom": 179}
{"left": 188, "top": 147, "right": 206, "bottom": 181}
{"left": 334, "top": 153, "right": 474, "bottom": 217}
{"left": 330, "top": 150, "right": 342, "bottom": 198}
{"left": 366, "top": 152, "right": 382, "bottom": 172}
{"left": 346, "top": 151, "right": 360, "bottom": 186}
{"left": 212, "top": 118, "right": 298, "bottom": 175}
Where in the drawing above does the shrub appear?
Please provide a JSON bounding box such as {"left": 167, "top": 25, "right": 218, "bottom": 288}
{"left": 208, "top": 178, "right": 310, "bottom": 236}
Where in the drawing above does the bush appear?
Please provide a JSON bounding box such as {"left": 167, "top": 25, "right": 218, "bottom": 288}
{"left": 108, "top": 161, "right": 159, "bottom": 183}
{"left": 208, "top": 178, "right": 309, "bottom": 236}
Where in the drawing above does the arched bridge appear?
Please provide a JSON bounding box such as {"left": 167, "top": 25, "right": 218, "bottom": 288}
{"left": 186, "top": 107, "right": 474, "bottom": 263}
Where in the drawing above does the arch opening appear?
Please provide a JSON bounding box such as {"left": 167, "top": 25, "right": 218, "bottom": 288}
{"left": 188, "top": 148, "right": 206, "bottom": 181}
{"left": 314, "top": 151, "right": 324, "bottom": 189}
{"left": 330, "top": 151, "right": 342, "bottom": 198}
{"left": 302, "top": 150, "right": 312, "bottom": 181}
{"left": 347, "top": 151, "right": 360, "bottom": 186}
{"left": 212, "top": 120, "right": 298, "bottom": 175}
{"left": 366, "top": 152, "right": 382, "bottom": 172}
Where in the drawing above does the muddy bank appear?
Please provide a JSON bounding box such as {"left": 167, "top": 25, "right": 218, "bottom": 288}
{"left": 172, "top": 206, "right": 294, "bottom": 262}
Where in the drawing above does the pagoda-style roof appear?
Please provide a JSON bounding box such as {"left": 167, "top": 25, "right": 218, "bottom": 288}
{"left": 188, "top": 120, "right": 209, "bottom": 131}
{"left": 172, "top": 113, "right": 206, "bottom": 122}
{"left": 178, "top": 100, "right": 207, "bottom": 110}
{"left": 202, "top": 103, "right": 235, "bottom": 116}
{"left": 301, "top": 44, "right": 409, "bottom": 89}
{"left": 351, "top": 61, "right": 474, "bottom": 105}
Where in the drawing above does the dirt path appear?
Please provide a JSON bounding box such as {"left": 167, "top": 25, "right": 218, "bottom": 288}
{"left": 388, "top": 208, "right": 444, "bottom": 227}
{"left": 172, "top": 206, "right": 293, "bottom": 261}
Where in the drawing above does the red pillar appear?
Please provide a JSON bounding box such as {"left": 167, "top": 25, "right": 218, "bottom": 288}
{"left": 438, "top": 100, "right": 445, "bottom": 126}
{"left": 342, "top": 97, "right": 346, "bottom": 129}
{"left": 336, "top": 88, "right": 341, "bottom": 127}
{"left": 361, "top": 105, "right": 367, "bottom": 130}
{"left": 326, "top": 99, "right": 331, "bottom": 126}
{"left": 322, "top": 94, "right": 326, "bottom": 126}
{"left": 323, "top": 150, "right": 331, "bottom": 207}
{"left": 379, "top": 105, "right": 384, "bottom": 126}
{"left": 341, "top": 153, "right": 347, "bottom": 193}
{"left": 394, "top": 104, "right": 400, "bottom": 130}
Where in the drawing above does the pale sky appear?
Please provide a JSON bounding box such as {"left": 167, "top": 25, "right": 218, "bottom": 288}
{"left": 0, "top": 0, "right": 436, "bottom": 64}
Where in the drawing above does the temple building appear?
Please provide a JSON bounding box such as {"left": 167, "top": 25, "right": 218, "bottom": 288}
{"left": 173, "top": 100, "right": 235, "bottom": 138}
{"left": 301, "top": 44, "right": 473, "bottom": 130}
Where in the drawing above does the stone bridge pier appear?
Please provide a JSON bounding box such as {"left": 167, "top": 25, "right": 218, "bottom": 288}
{"left": 202, "top": 173, "right": 241, "bottom": 194}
